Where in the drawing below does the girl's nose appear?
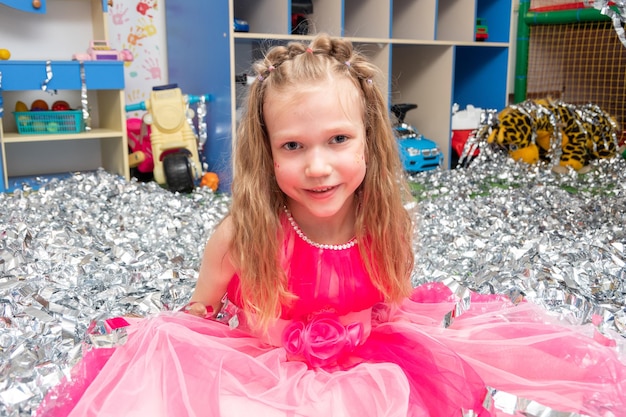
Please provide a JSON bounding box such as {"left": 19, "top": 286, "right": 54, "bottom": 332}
{"left": 305, "top": 150, "right": 332, "bottom": 177}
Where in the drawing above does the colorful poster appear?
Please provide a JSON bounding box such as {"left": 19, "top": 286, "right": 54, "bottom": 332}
{"left": 106, "top": 0, "right": 168, "bottom": 118}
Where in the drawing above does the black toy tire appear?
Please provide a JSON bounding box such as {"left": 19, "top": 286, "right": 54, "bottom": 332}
{"left": 163, "top": 152, "right": 195, "bottom": 193}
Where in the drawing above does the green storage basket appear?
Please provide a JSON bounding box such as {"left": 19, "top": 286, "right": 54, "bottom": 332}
{"left": 13, "top": 110, "right": 85, "bottom": 134}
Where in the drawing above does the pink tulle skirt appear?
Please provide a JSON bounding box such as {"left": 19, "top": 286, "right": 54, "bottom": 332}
{"left": 36, "top": 283, "right": 626, "bottom": 417}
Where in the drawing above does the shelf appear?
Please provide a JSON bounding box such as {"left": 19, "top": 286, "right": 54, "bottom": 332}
{"left": 233, "top": 32, "right": 511, "bottom": 47}
{"left": 2, "top": 128, "right": 124, "bottom": 143}
{"left": 0, "top": 0, "right": 128, "bottom": 193}
{"left": 166, "top": 0, "right": 513, "bottom": 186}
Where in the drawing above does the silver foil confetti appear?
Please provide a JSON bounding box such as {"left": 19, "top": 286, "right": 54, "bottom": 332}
{"left": 187, "top": 96, "right": 209, "bottom": 170}
{"left": 410, "top": 149, "right": 626, "bottom": 343}
{"left": 78, "top": 62, "right": 91, "bottom": 131}
{"left": 589, "top": 0, "right": 626, "bottom": 47}
{"left": 39, "top": 61, "right": 56, "bottom": 95}
{"left": 408, "top": 147, "right": 626, "bottom": 415}
{"left": 0, "top": 169, "right": 229, "bottom": 416}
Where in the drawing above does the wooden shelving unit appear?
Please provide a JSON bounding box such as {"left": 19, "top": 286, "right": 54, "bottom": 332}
{"left": 165, "top": 0, "right": 513, "bottom": 190}
{"left": 0, "top": 0, "right": 129, "bottom": 192}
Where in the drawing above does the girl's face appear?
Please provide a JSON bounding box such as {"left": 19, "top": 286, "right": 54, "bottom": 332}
{"left": 264, "top": 77, "right": 367, "bottom": 222}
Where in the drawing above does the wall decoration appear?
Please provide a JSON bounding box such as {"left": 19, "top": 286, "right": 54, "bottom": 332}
{"left": 107, "top": 0, "right": 168, "bottom": 118}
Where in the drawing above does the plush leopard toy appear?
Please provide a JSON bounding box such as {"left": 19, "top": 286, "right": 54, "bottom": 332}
{"left": 481, "top": 98, "right": 620, "bottom": 172}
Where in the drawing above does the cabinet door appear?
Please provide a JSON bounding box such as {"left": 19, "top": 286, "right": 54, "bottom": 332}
{"left": 0, "top": 0, "right": 46, "bottom": 13}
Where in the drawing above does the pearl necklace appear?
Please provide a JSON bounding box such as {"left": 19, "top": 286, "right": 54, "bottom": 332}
{"left": 283, "top": 207, "right": 357, "bottom": 250}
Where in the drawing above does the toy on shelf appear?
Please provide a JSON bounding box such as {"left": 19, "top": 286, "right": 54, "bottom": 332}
{"left": 13, "top": 98, "right": 84, "bottom": 135}
{"left": 391, "top": 103, "right": 443, "bottom": 173}
{"left": 475, "top": 18, "right": 488, "bottom": 41}
{"left": 72, "top": 40, "right": 133, "bottom": 62}
{"left": 0, "top": 48, "right": 10, "bottom": 60}
{"left": 233, "top": 18, "right": 249, "bottom": 32}
{"left": 30, "top": 99, "right": 49, "bottom": 111}
{"left": 477, "top": 98, "right": 620, "bottom": 173}
{"left": 51, "top": 100, "right": 71, "bottom": 111}
{"left": 125, "top": 84, "right": 217, "bottom": 192}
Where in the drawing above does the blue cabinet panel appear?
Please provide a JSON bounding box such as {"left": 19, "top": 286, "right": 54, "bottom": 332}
{"left": 0, "top": 61, "right": 125, "bottom": 91}
{"left": 165, "top": 1, "right": 232, "bottom": 192}
{"left": 453, "top": 46, "right": 509, "bottom": 111}
{"left": 476, "top": 0, "right": 512, "bottom": 43}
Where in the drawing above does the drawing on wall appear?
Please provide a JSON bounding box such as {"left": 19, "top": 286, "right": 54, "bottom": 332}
{"left": 107, "top": 0, "right": 168, "bottom": 118}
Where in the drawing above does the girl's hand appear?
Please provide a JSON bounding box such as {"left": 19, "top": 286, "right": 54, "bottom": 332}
{"left": 182, "top": 302, "right": 214, "bottom": 319}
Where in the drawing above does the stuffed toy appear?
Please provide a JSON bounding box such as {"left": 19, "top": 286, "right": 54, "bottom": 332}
{"left": 480, "top": 98, "right": 620, "bottom": 172}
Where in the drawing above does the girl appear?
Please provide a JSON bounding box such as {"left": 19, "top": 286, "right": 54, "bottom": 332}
{"left": 38, "top": 34, "right": 625, "bottom": 417}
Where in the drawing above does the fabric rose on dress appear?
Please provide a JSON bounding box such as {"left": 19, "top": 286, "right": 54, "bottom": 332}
{"left": 282, "top": 314, "right": 364, "bottom": 368}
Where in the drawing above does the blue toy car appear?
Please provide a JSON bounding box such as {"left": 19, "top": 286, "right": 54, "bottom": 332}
{"left": 392, "top": 104, "right": 443, "bottom": 173}
{"left": 233, "top": 18, "right": 249, "bottom": 32}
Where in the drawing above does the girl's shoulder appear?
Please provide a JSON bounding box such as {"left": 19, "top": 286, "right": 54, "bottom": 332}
{"left": 211, "top": 215, "right": 235, "bottom": 245}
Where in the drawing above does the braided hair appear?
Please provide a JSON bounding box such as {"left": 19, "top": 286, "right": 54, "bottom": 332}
{"left": 229, "top": 34, "right": 414, "bottom": 330}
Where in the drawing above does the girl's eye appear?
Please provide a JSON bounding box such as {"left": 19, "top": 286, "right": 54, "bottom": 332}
{"left": 331, "top": 135, "right": 348, "bottom": 144}
{"left": 282, "top": 141, "right": 301, "bottom": 151}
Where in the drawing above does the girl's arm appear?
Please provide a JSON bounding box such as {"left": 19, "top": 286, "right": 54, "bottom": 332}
{"left": 187, "top": 215, "right": 236, "bottom": 317}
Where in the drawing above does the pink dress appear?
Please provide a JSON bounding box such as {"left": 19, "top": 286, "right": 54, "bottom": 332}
{"left": 36, "top": 216, "right": 626, "bottom": 417}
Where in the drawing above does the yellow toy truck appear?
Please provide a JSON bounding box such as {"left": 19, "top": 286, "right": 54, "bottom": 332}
{"left": 126, "top": 84, "right": 211, "bottom": 192}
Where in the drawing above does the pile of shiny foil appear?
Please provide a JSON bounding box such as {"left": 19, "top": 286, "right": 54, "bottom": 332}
{"left": 0, "top": 147, "right": 625, "bottom": 415}
{"left": 409, "top": 148, "right": 626, "bottom": 415}
{"left": 410, "top": 150, "right": 626, "bottom": 342}
{"left": 0, "top": 170, "right": 230, "bottom": 416}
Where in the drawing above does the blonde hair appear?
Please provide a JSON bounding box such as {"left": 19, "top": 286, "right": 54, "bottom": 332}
{"left": 230, "top": 34, "right": 414, "bottom": 330}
